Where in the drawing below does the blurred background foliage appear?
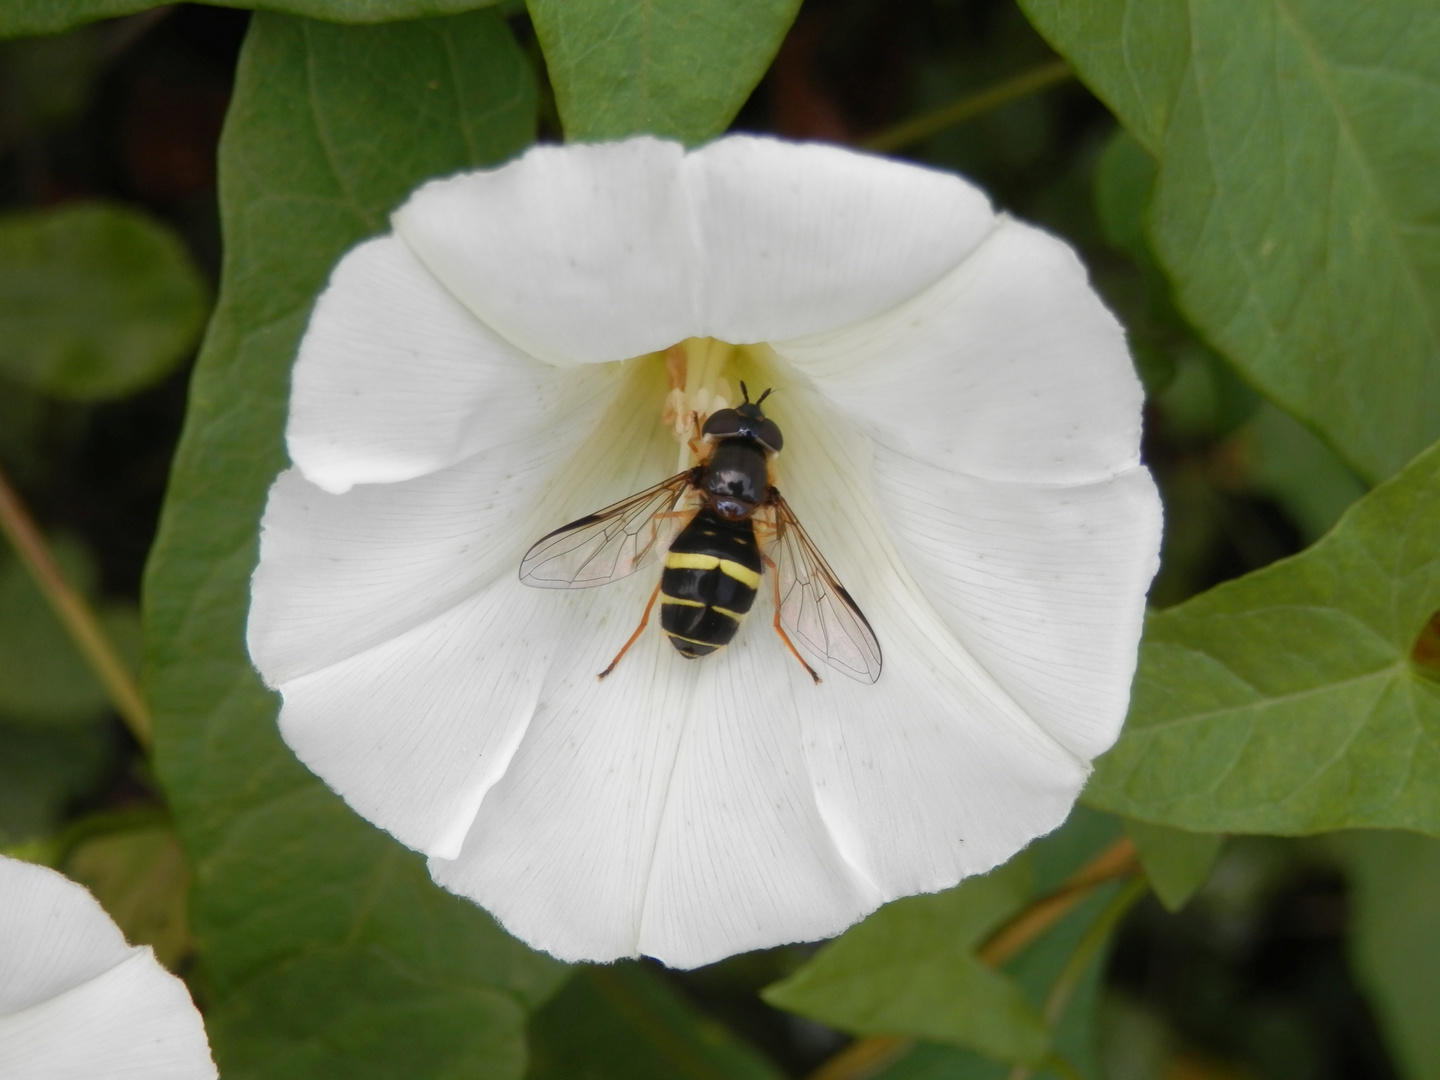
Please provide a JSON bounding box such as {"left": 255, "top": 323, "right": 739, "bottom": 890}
{"left": 0, "top": 3, "right": 1435, "bottom": 1080}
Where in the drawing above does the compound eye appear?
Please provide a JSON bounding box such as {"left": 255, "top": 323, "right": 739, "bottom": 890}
{"left": 757, "top": 419, "right": 784, "bottom": 452}
{"left": 702, "top": 408, "right": 744, "bottom": 437}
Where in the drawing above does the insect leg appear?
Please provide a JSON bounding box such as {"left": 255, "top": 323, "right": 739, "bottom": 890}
{"left": 598, "top": 579, "right": 664, "bottom": 680}
{"left": 763, "top": 552, "right": 821, "bottom": 685}
{"left": 685, "top": 417, "right": 709, "bottom": 461}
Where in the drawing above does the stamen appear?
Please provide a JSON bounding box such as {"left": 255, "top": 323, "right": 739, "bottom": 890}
{"left": 662, "top": 337, "right": 739, "bottom": 471}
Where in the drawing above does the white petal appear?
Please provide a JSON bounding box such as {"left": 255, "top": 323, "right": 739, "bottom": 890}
{"left": 756, "top": 392, "right": 1094, "bottom": 896}
{"left": 429, "top": 574, "right": 698, "bottom": 964}
{"left": 428, "top": 589, "right": 881, "bottom": 969}
{"left": 250, "top": 358, "right": 669, "bottom": 686}
{"left": 686, "top": 136, "right": 996, "bottom": 344}
{"left": 773, "top": 217, "right": 1144, "bottom": 485}
{"left": 393, "top": 138, "right": 695, "bottom": 366}
{"left": 0, "top": 858, "right": 215, "bottom": 1080}
{"left": 276, "top": 576, "right": 562, "bottom": 860}
{"left": 633, "top": 636, "right": 885, "bottom": 968}
{"left": 258, "top": 363, "right": 680, "bottom": 857}
{"left": 0, "top": 951, "right": 215, "bottom": 1080}
{"left": 420, "top": 593, "right": 875, "bottom": 973}
{"left": 794, "top": 635, "right": 1090, "bottom": 899}
{"left": 871, "top": 451, "right": 1161, "bottom": 760}
{"left": 391, "top": 136, "right": 1001, "bottom": 369}
{"left": 0, "top": 858, "right": 129, "bottom": 1015}
{"left": 287, "top": 236, "right": 588, "bottom": 494}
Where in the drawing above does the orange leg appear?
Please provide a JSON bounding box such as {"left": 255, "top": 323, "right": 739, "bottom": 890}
{"left": 598, "top": 579, "right": 664, "bottom": 680}
{"left": 764, "top": 553, "right": 820, "bottom": 684}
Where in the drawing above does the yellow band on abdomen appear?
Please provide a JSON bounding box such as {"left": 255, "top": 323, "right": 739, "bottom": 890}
{"left": 664, "top": 631, "right": 722, "bottom": 648}
{"left": 666, "top": 552, "right": 719, "bottom": 572}
{"left": 661, "top": 596, "right": 705, "bottom": 608}
{"left": 718, "top": 560, "right": 761, "bottom": 589}
{"left": 665, "top": 550, "right": 761, "bottom": 589}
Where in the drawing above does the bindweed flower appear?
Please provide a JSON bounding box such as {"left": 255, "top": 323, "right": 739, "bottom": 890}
{"left": 248, "top": 136, "right": 1161, "bottom": 968}
{"left": 0, "top": 855, "right": 216, "bottom": 1079}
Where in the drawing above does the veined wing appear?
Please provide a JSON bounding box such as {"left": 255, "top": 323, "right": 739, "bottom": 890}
{"left": 768, "top": 491, "right": 883, "bottom": 683}
{"left": 520, "top": 471, "right": 696, "bottom": 589}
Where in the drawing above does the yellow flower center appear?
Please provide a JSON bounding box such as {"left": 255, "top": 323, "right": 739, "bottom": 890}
{"left": 660, "top": 337, "right": 777, "bottom": 473}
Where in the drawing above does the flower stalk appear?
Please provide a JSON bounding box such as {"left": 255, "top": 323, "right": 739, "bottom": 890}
{"left": 0, "top": 463, "right": 151, "bottom": 748}
{"left": 860, "top": 60, "right": 1075, "bottom": 154}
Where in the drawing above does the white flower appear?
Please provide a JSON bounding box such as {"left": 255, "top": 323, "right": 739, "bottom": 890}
{"left": 248, "top": 136, "right": 1161, "bottom": 969}
{"left": 0, "top": 855, "right": 216, "bottom": 1079}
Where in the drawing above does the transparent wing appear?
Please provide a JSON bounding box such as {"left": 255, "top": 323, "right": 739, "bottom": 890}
{"left": 519, "top": 471, "right": 696, "bottom": 589}
{"left": 768, "top": 491, "right": 883, "bottom": 683}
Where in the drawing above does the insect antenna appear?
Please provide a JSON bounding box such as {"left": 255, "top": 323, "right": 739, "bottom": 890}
{"left": 738, "top": 382, "right": 775, "bottom": 408}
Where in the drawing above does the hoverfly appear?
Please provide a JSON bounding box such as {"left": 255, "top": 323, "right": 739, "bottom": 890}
{"left": 519, "top": 385, "right": 882, "bottom": 684}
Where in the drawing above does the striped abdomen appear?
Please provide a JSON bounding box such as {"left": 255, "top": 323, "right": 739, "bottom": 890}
{"left": 660, "top": 507, "right": 762, "bottom": 658}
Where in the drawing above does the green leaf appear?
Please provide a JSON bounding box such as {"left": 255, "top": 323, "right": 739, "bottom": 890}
{"left": 766, "top": 810, "right": 1126, "bottom": 1069}
{"left": 64, "top": 823, "right": 193, "bottom": 969}
{"left": 778, "top": 881, "right": 1047, "bottom": 1066}
{"left": 1332, "top": 830, "right": 1440, "bottom": 1080}
{"left": 0, "top": 0, "right": 504, "bottom": 40}
{"left": 855, "top": 810, "right": 1129, "bottom": 1080}
{"left": 1093, "top": 128, "right": 1156, "bottom": 263}
{"left": 861, "top": 890, "right": 1118, "bottom": 1080}
{"left": 528, "top": 964, "right": 784, "bottom": 1080}
{"left": 210, "top": 948, "right": 528, "bottom": 1080}
{"left": 1233, "top": 402, "right": 1368, "bottom": 543}
{"left": 141, "top": 12, "right": 565, "bottom": 1079}
{"left": 1022, "top": 0, "right": 1440, "bottom": 483}
{"left": 764, "top": 858, "right": 1048, "bottom": 1063}
{"left": 0, "top": 203, "right": 208, "bottom": 401}
{"left": 1123, "top": 819, "right": 1223, "bottom": 912}
{"left": 528, "top": 0, "right": 801, "bottom": 144}
{"left": 1085, "top": 437, "right": 1440, "bottom": 836}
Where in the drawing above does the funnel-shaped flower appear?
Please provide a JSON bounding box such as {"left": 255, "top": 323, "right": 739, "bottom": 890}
{"left": 0, "top": 855, "right": 216, "bottom": 1079}
{"left": 248, "top": 136, "right": 1161, "bottom": 968}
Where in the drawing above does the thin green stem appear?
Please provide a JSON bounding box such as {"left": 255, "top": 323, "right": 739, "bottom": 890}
{"left": 977, "top": 837, "right": 1138, "bottom": 968}
{"left": 808, "top": 1036, "right": 912, "bottom": 1080}
{"left": 1004, "top": 876, "right": 1150, "bottom": 1080}
{"left": 860, "top": 59, "right": 1074, "bottom": 154}
{"left": 0, "top": 463, "right": 151, "bottom": 748}
{"left": 1042, "top": 875, "right": 1148, "bottom": 1028}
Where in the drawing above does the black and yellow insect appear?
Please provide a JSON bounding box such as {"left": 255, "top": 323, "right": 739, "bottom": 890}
{"left": 519, "top": 385, "right": 882, "bottom": 684}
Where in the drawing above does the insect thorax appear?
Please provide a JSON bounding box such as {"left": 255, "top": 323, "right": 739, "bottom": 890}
{"left": 701, "top": 437, "right": 769, "bottom": 521}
